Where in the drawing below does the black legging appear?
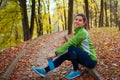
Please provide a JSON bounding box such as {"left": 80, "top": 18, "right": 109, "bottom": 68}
{"left": 45, "top": 46, "right": 97, "bottom": 72}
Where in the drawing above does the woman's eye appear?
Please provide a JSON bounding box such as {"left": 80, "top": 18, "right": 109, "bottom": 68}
{"left": 79, "top": 19, "right": 82, "bottom": 21}
{"left": 75, "top": 18, "right": 83, "bottom": 22}
{"left": 75, "top": 19, "right": 78, "bottom": 21}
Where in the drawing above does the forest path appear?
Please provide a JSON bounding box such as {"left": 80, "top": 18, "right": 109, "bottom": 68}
{"left": 2, "top": 31, "right": 95, "bottom": 80}
{"left": 1, "top": 27, "right": 120, "bottom": 80}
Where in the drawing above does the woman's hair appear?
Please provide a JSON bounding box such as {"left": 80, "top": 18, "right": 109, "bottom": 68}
{"left": 75, "top": 14, "right": 88, "bottom": 29}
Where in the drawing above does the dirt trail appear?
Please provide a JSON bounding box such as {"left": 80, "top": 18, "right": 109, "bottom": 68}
{"left": 2, "top": 31, "right": 95, "bottom": 80}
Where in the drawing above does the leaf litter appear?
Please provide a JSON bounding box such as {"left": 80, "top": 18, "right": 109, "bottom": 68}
{"left": 0, "top": 27, "right": 120, "bottom": 80}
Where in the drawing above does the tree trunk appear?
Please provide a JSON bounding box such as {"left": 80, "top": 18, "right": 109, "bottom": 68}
{"left": 47, "top": 0, "right": 52, "bottom": 33}
{"left": 114, "top": 0, "right": 118, "bottom": 27}
{"left": 68, "top": 0, "right": 73, "bottom": 34}
{"left": 19, "top": 0, "right": 31, "bottom": 41}
{"left": 84, "top": 0, "right": 89, "bottom": 30}
{"left": 110, "top": 0, "right": 112, "bottom": 27}
{"left": 37, "top": 0, "right": 43, "bottom": 36}
{"left": 0, "top": 0, "right": 7, "bottom": 9}
{"left": 93, "top": 0, "right": 99, "bottom": 27}
{"left": 94, "top": 6, "right": 97, "bottom": 27}
{"left": 0, "top": 0, "right": 2, "bottom": 6}
{"left": 90, "top": 12, "right": 92, "bottom": 28}
{"left": 60, "top": 14, "right": 65, "bottom": 30}
{"left": 104, "top": 0, "right": 109, "bottom": 27}
{"left": 119, "top": 22, "right": 120, "bottom": 31}
{"left": 99, "top": 0, "right": 104, "bottom": 27}
{"left": 30, "top": 0, "right": 35, "bottom": 38}
{"left": 63, "top": 0, "right": 67, "bottom": 30}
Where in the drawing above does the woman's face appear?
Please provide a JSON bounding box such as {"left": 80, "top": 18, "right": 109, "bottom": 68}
{"left": 74, "top": 16, "right": 85, "bottom": 28}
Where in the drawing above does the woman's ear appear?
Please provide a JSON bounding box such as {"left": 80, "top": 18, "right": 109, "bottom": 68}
{"left": 83, "top": 21, "right": 86, "bottom": 25}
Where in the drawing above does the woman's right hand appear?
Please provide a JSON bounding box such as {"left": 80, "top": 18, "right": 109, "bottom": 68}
{"left": 46, "top": 53, "right": 57, "bottom": 60}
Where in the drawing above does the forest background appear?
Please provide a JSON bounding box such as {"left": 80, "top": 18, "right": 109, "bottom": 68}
{"left": 0, "top": 0, "right": 120, "bottom": 51}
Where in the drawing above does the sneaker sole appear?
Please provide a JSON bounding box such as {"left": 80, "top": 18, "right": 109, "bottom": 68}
{"left": 65, "top": 71, "right": 82, "bottom": 79}
{"left": 32, "top": 66, "right": 46, "bottom": 77}
{"left": 65, "top": 74, "right": 80, "bottom": 79}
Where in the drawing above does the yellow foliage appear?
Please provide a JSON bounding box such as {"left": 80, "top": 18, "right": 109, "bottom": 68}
{"left": 88, "top": 0, "right": 92, "bottom": 3}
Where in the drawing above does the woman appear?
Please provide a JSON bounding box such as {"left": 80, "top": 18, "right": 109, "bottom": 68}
{"left": 32, "top": 14, "right": 97, "bottom": 79}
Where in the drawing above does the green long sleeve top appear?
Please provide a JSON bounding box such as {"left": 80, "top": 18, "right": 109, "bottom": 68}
{"left": 55, "top": 26, "right": 97, "bottom": 61}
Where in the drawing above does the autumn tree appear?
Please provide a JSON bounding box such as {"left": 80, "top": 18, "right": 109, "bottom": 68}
{"left": 104, "top": 0, "right": 109, "bottom": 27}
{"left": 63, "top": 0, "right": 67, "bottom": 30}
{"left": 18, "top": 0, "right": 35, "bottom": 41}
{"left": 0, "top": 0, "right": 22, "bottom": 49}
{"left": 114, "top": 0, "right": 118, "bottom": 27}
{"left": 18, "top": 0, "right": 31, "bottom": 41}
{"left": 84, "top": 0, "right": 89, "bottom": 29}
{"left": 110, "top": 0, "right": 112, "bottom": 27}
{"left": 68, "top": 0, "right": 73, "bottom": 34}
{"left": 99, "top": 0, "right": 104, "bottom": 27}
{"left": 30, "top": 0, "right": 35, "bottom": 38}
{"left": 46, "top": 0, "right": 52, "bottom": 33}
{"left": 93, "top": 0, "right": 99, "bottom": 27}
{"left": 36, "top": 0, "right": 43, "bottom": 36}
{"left": 0, "top": 0, "right": 7, "bottom": 9}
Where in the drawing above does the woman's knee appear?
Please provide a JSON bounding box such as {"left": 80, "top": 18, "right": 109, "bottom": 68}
{"left": 68, "top": 46, "right": 77, "bottom": 59}
{"left": 86, "top": 61, "right": 97, "bottom": 69}
{"left": 68, "top": 46, "right": 76, "bottom": 52}
{"left": 68, "top": 45, "right": 75, "bottom": 50}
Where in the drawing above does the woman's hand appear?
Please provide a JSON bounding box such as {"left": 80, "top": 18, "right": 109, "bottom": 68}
{"left": 46, "top": 53, "right": 57, "bottom": 60}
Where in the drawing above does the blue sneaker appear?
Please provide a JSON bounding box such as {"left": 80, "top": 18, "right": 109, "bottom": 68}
{"left": 32, "top": 66, "right": 47, "bottom": 77}
{"left": 65, "top": 70, "right": 81, "bottom": 79}
{"left": 48, "top": 58, "right": 55, "bottom": 70}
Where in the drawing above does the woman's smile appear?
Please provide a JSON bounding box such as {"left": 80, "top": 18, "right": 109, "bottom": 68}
{"left": 74, "top": 16, "right": 85, "bottom": 28}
